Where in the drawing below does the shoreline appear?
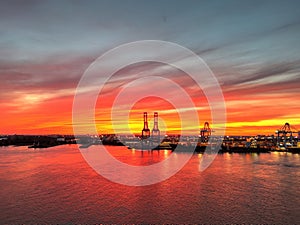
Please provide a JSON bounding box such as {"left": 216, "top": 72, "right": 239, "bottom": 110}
{"left": 1, "top": 134, "right": 299, "bottom": 153}
{"left": 1, "top": 142, "right": 299, "bottom": 154}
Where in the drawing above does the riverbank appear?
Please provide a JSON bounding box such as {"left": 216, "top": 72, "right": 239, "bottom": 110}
{"left": 1, "top": 134, "right": 299, "bottom": 153}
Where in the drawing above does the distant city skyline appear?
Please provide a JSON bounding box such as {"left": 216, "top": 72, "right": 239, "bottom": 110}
{"left": 0, "top": 0, "right": 300, "bottom": 135}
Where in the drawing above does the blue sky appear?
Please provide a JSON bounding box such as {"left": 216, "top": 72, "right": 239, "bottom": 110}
{"left": 1, "top": 0, "right": 300, "bottom": 62}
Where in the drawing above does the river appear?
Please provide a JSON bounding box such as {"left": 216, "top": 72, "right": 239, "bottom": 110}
{"left": 0, "top": 145, "right": 299, "bottom": 224}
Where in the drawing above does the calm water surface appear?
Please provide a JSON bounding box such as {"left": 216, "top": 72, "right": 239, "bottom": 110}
{"left": 0, "top": 145, "right": 299, "bottom": 224}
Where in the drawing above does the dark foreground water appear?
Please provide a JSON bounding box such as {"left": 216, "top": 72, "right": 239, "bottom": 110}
{"left": 0, "top": 145, "right": 299, "bottom": 224}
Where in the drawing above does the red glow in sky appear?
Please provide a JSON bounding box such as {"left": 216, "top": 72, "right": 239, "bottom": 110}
{"left": 1, "top": 61, "right": 299, "bottom": 136}
{"left": 1, "top": 2, "right": 300, "bottom": 136}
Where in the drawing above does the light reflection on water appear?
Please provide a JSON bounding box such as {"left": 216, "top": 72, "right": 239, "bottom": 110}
{"left": 106, "top": 147, "right": 172, "bottom": 166}
{"left": 0, "top": 145, "right": 299, "bottom": 224}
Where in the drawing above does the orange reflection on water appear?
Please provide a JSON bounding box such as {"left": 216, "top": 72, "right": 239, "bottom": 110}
{"left": 105, "top": 146, "right": 173, "bottom": 166}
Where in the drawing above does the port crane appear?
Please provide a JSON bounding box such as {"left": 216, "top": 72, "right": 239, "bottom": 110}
{"left": 151, "top": 112, "right": 160, "bottom": 142}
{"left": 200, "top": 122, "right": 213, "bottom": 142}
{"left": 275, "top": 122, "right": 299, "bottom": 148}
{"left": 141, "top": 112, "right": 150, "bottom": 139}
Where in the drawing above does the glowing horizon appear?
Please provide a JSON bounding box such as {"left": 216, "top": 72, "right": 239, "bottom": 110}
{"left": 0, "top": 1, "right": 300, "bottom": 136}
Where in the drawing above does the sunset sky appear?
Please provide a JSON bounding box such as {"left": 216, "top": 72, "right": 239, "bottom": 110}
{"left": 1, "top": 0, "right": 300, "bottom": 136}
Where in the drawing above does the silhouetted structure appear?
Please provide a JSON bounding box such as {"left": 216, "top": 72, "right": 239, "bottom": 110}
{"left": 151, "top": 112, "right": 160, "bottom": 141}
{"left": 200, "top": 122, "right": 211, "bottom": 142}
{"left": 275, "top": 122, "right": 298, "bottom": 147}
{"left": 141, "top": 112, "right": 150, "bottom": 139}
